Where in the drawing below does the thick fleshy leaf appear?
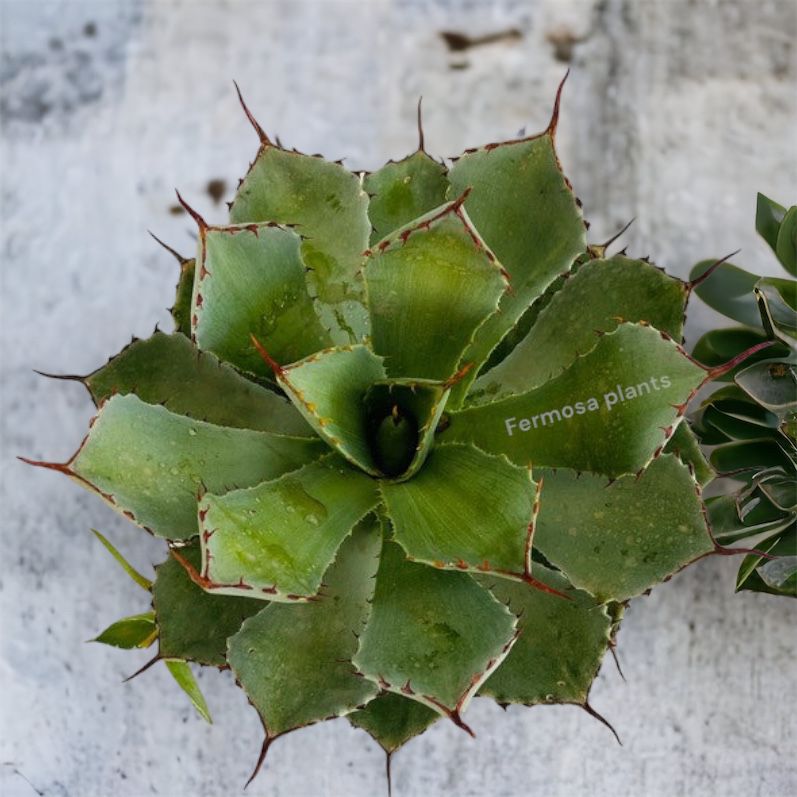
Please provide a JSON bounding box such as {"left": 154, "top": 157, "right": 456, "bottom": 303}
{"left": 363, "top": 378, "right": 450, "bottom": 480}
{"left": 353, "top": 540, "right": 517, "bottom": 721}
{"left": 348, "top": 691, "right": 440, "bottom": 754}
{"left": 478, "top": 566, "right": 613, "bottom": 705}
{"left": 532, "top": 455, "right": 713, "bottom": 603}
{"left": 446, "top": 130, "right": 586, "bottom": 405}
{"left": 91, "top": 529, "right": 152, "bottom": 590}
{"left": 737, "top": 527, "right": 797, "bottom": 597}
{"left": 200, "top": 455, "right": 379, "bottom": 601}
{"left": 774, "top": 206, "right": 797, "bottom": 275}
{"left": 688, "top": 259, "right": 761, "bottom": 327}
{"left": 441, "top": 324, "right": 707, "bottom": 478}
{"left": 692, "top": 327, "right": 787, "bottom": 381}
{"left": 152, "top": 546, "right": 261, "bottom": 666}
{"left": 192, "top": 223, "right": 331, "bottom": 377}
{"left": 272, "top": 345, "right": 386, "bottom": 474}
{"left": 735, "top": 359, "right": 797, "bottom": 416}
{"left": 365, "top": 150, "right": 450, "bottom": 244}
{"left": 171, "top": 257, "right": 195, "bottom": 336}
{"left": 83, "top": 331, "right": 312, "bottom": 436}
{"left": 229, "top": 145, "right": 370, "bottom": 342}
{"left": 92, "top": 612, "right": 157, "bottom": 649}
{"left": 227, "top": 519, "right": 381, "bottom": 743}
{"left": 164, "top": 659, "right": 212, "bottom": 723}
{"left": 57, "top": 394, "right": 325, "bottom": 539}
{"left": 710, "top": 439, "right": 793, "bottom": 472}
{"left": 364, "top": 198, "right": 508, "bottom": 381}
{"left": 756, "top": 192, "right": 787, "bottom": 254}
{"left": 708, "top": 493, "right": 793, "bottom": 545}
{"left": 663, "top": 424, "right": 714, "bottom": 487}
{"left": 472, "top": 255, "right": 688, "bottom": 403}
{"left": 756, "top": 277, "right": 797, "bottom": 342}
{"left": 380, "top": 443, "right": 537, "bottom": 581}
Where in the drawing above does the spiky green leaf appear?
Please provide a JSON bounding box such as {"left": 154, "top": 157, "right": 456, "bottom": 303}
{"left": 348, "top": 691, "right": 440, "bottom": 754}
{"left": 68, "top": 394, "right": 324, "bottom": 539}
{"left": 84, "top": 331, "right": 311, "bottom": 436}
{"left": 227, "top": 518, "right": 381, "bottom": 740}
{"left": 275, "top": 345, "right": 385, "bottom": 474}
{"left": 171, "top": 258, "right": 195, "bottom": 335}
{"left": 230, "top": 145, "right": 370, "bottom": 342}
{"left": 200, "top": 455, "right": 379, "bottom": 600}
{"left": 193, "top": 224, "right": 331, "bottom": 376}
{"left": 478, "top": 566, "right": 614, "bottom": 705}
{"left": 663, "top": 424, "right": 714, "bottom": 487}
{"left": 441, "top": 324, "right": 707, "bottom": 478}
{"left": 152, "top": 546, "right": 261, "bottom": 666}
{"left": 472, "top": 255, "right": 688, "bottom": 403}
{"left": 353, "top": 539, "right": 517, "bottom": 719}
{"left": 446, "top": 131, "right": 586, "bottom": 405}
{"left": 381, "top": 443, "right": 536, "bottom": 580}
{"left": 365, "top": 150, "right": 449, "bottom": 244}
{"left": 364, "top": 199, "right": 508, "bottom": 382}
{"left": 532, "top": 455, "right": 713, "bottom": 603}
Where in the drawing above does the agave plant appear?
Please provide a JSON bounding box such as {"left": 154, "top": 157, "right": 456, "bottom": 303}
{"left": 25, "top": 78, "right": 769, "bottom": 786}
{"left": 690, "top": 193, "right": 796, "bottom": 598}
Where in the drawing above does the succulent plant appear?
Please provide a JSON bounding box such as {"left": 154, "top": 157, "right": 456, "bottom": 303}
{"left": 25, "top": 78, "right": 770, "bottom": 787}
{"left": 690, "top": 193, "right": 796, "bottom": 598}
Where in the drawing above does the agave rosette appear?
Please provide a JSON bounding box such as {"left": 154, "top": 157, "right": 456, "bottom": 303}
{"left": 28, "top": 80, "right": 760, "bottom": 779}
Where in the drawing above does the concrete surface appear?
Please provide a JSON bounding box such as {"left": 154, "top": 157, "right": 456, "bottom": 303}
{"left": 1, "top": 1, "right": 795, "bottom": 795}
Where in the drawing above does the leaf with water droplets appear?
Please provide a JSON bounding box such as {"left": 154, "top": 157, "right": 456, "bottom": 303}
{"left": 353, "top": 539, "right": 517, "bottom": 721}
{"left": 441, "top": 324, "right": 707, "bottom": 478}
{"left": 201, "top": 454, "right": 380, "bottom": 600}
{"left": 192, "top": 223, "right": 332, "bottom": 378}
{"left": 227, "top": 518, "right": 381, "bottom": 744}
{"left": 533, "top": 455, "right": 713, "bottom": 603}
{"left": 65, "top": 394, "right": 325, "bottom": 539}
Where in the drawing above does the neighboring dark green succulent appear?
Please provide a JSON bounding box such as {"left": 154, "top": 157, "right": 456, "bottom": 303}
{"left": 690, "top": 193, "right": 797, "bottom": 598}
{"left": 25, "top": 80, "right": 769, "bottom": 786}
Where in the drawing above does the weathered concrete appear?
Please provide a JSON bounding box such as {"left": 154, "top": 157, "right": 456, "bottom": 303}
{"left": 1, "top": 1, "right": 795, "bottom": 795}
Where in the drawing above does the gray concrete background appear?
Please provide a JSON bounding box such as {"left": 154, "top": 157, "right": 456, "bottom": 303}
{"left": 1, "top": 1, "right": 795, "bottom": 795}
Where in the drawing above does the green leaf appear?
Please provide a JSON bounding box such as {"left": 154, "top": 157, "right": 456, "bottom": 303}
{"left": 193, "top": 224, "right": 331, "bottom": 377}
{"left": 365, "top": 150, "right": 450, "bottom": 244}
{"left": 688, "top": 259, "right": 761, "bottom": 327}
{"left": 68, "top": 394, "right": 325, "bottom": 539}
{"left": 735, "top": 359, "right": 797, "bottom": 416}
{"left": 477, "top": 566, "right": 613, "bottom": 705}
{"left": 152, "top": 546, "right": 261, "bottom": 666}
{"left": 90, "top": 529, "right": 152, "bottom": 590}
{"left": 363, "top": 378, "right": 450, "bottom": 480}
{"left": 737, "top": 526, "right": 797, "bottom": 597}
{"left": 227, "top": 518, "right": 381, "bottom": 742}
{"left": 701, "top": 404, "right": 778, "bottom": 441}
{"left": 441, "top": 324, "right": 707, "bottom": 478}
{"left": 446, "top": 132, "right": 586, "bottom": 406}
{"left": 164, "top": 659, "right": 212, "bottom": 723}
{"left": 692, "top": 327, "right": 777, "bottom": 380}
{"left": 710, "top": 439, "right": 793, "bottom": 473}
{"left": 381, "top": 443, "right": 536, "bottom": 581}
{"left": 774, "top": 206, "right": 797, "bottom": 275}
{"left": 532, "top": 455, "right": 713, "bottom": 603}
{"left": 349, "top": 691, "right": 440, "bottom": 754}
{"left": 230, "top": 145, "right": 371, "bottom": 342}
{"left": 472, "top": 255, "right": 689, "bottom": 403}
{"left": 364, "top": 198, "right": 508, "bottom": 381}
{"left": 84, "top": 331, "right": 312, "bottom": 436}
{"left": 755, "top": 277, "right": 797, "bottom": 342}
{"left": 353, "top": 539, "right": 517, "bottom": 720}
{"left": 755, "top": 192, "right": 787, "bottom": 253}
{"left": 707, "top": 494, "right": 792, "bottom": 544}
{"left": 274, "top": 345, "right": 386, "bottom": 474}
{"left": 92, "top": 612, "right": 157, "bottom": 649}
{"left": 200, "top": 455, "right": 380, "bottom": 600}
{"left": 171, "top": 257, "right": 195, "bottom": 336}
{"left": 663, "top": 423, "right": 714, "bottom": 487}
